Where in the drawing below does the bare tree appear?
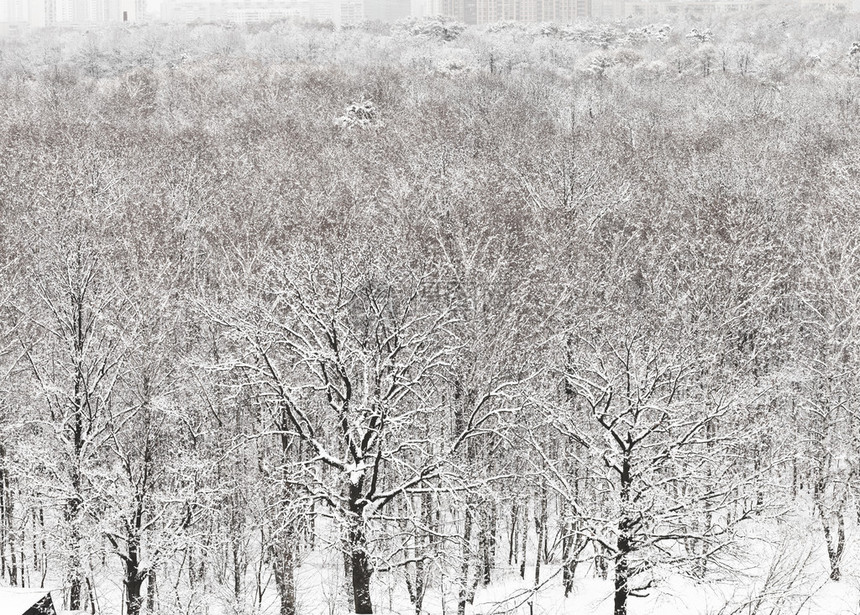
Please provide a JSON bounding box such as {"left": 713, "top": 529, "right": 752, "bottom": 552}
{"left": 24, "top": 240, "right": 126, "bottom": 611}
{"left": 543, "top": 331, "right": 750, "bottom": 615}
{"left": 220, "top": 250, "right": 513, "bottom": 614}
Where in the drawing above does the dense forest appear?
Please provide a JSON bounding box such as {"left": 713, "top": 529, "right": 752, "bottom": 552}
{"left": 0, "top": 9, "right": 859, "bottom": 615}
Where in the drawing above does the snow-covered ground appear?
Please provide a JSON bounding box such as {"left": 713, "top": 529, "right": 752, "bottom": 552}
{"left": 21, "top": 515, "right": 860, "bottom": 615}
{"left": 274, "top": 517, "right": 860, "bottom": 615}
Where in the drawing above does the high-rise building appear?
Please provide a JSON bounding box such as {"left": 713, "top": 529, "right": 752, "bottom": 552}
{"left": 473, "top": 0, "right": 588, "bottom": 23}
{"left": 620, "top": 0, "right": 851, "bottom": 17}
{"left": 0, "top": 0, "right": 27, "bottom": 34}
{"left": 29, "top": 0, "right": 56, "bottom": 24}
{"left": 39, "top": 0, "right": 138, "bottom": 22}
{"left": 412, "top": 0, "right": 441, "bottom": 16}
{"left": 307, "top": 0, "right": 336, "bottom": 21}
{"left": 364, "top": 0, "right": 409, "bottom": 20}
{"left": 431, "top": 0, "right": 589, "bottom": 23}
{"left": 0, "top": 0, "right": 142, "bottom": 28}
{"left": 0, "top": 0, "right": 59, "bottom": 30}
{"left": 339, "top": 0, "right": 362, "bottom": 21}
{"left": 437, "top": 0, "right": 475, "bottom": 22}
{"left": 0, "top": 0, "right": 28, "bottom": 21}
{"left": 161, "top": 0, "right": 307, "bottom": 22}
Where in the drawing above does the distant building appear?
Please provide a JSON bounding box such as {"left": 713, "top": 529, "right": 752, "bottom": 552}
{"left": 161, "top": 0, "right": 303, "bottom": 22}
{"left": 1, "top": 0, "right": 50, "bottom": 29}
{"left": 364, "top": 0, "right": 410, "bottom": 20}
{"left": 159, "top": 0, "right": 403, "bottom": 25}
{"left": 427, "top": 0, "right": 857, "bottom": 20}
{"left": 437, "top": 0, "right": 476, "bottom": 22}
{"left": 223, "top": 0, "right": 302, "bottom": 22}
{"left": 294, "top": 0, "right": 409, "bottom": 24}
{"left": 339, "top": 0, "right": 362, "bottom": 21}
{"left": 798, "top": 0, "right": 852, "bottom": 10}
{"left": 0, "top": 0, "right": 144, "bottom": 30}
{"left": 621, "top": 0, "right": 850, "bottom": 16}
{"left": 0, "top": 0, "right": 31, "bottom": 29}
{"left": 308, "top": 0, "right": 336, "bottom": 21}
{"left": 41, "top": 0, "right": 56, "bottom": 23}
{"left": 429, "top": 0, "right": 588, "bottom": 23}
{"left": 590, "top": 0, "right": 622, "bottom": 17}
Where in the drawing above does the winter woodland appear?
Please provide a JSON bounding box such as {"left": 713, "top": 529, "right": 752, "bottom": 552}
{"left": 0, "top": 10, "right": 860, "bottom": 615}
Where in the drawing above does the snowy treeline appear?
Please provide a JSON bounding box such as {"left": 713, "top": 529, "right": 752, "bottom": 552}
{"left": 0, "top": 10, "right": 859, "bottom": 615}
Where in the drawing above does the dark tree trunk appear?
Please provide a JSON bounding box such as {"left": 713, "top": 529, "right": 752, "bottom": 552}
{"left": 272, "top": 533, "right": 296, "bottom": 615}
{"left": 562, "top": 523, "right": 572, "bottom": 596}
{"left": 146, "top": 567, "right": 157, "bottom": 614}
{"left": 127, "top": 575, "right": 144, "bottom": 615}
{"left": 66, "top": 492, "right": 83, "bottom": 611}
{"left": 273, "top": 410, "right": 298, "bottom": 615}
{"left": 68, "top": 273, "right": 88, "bottom": 612}
{"left": 342, "top": 538, "right": 354, "bottom": 612}
{"left": 614, "top": 549, "right": 629, "bottom": 615}
{"left": 0, "top": 443, "right": 13, "bottom": 586}
{"left": 823, "top": 510, "right": 845, "bottom": 581}
{"left": 86, "top": 575, "right": 97, "bottom": 614}
{"left": 519, "top": 503, "right": 528, "bottom": 580}
{"left": 351, "top": 525, "right": 373, "bottom": 614}
{"left": 346, "top": 478, "right": 373, "bottom": 614}
{"left": 534, "top": 484, "right": 547, "bottom": 586}
{"left": 404, "top": 491, "right": 432, "bottom": 615}
{"left": 508, "top": 504, "right": 518, "bottom": 566}
{"left": 122, "top": 490, "right": 148, "bottom": 615}
{"left": 38, "top": 508, "right": 48, "bottom": 586}
{"left": 124, "top": 537, "right": 144, "bottom": 615}
{"left": 479, "top": 504, "right": 495, "bottom": 587}
{"left": 454, "top": 380, "right": 481, "bottom": 614}
{"left": 307, "top": 500, "right": 316, "bottom": 551}
{"left": 814, "top": 477, "right": 846, "bottom": 582}
{"left": 457, "top": 506, "right": 474, "bottom": 615}
{"left": 232, "top": 533, "right": 242, "bottom": 600}
{"left": 614, "top": 447, "right": 633, "bottom": 615}
{"left": 561, "top": 514, "right": 582, "bottom": 597}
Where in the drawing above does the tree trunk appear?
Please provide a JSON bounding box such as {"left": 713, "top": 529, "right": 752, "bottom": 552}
{"left": 561, "top": 513, "right": 582, "bottom": 597}
{"left": 814, "top": 477, "right": 845, "bottom": 582}
{"left": 346, "top": 477, "right": 373, "bottom": 615}
{"left": 518, "top": 503, "right": 528, "bottom": 580}
{"left": 614, "top": 447, "right": 633, "bottom": 615}
{"left": 534, "top": 486, "right": 546, "bottom": 586}
{"left": 126, "top": 573, "right": 144, "bottom": 615}
{"left": 614, "top": 549, "right": 629, "bottom": 615}
{"left": 351, "top": 523, "right": 373, "bottom": 614}
{"left": 68, "top": 274, "right": 87, "bottom": 612}
{"left": 272, "top": 532, "right": 296, "bottom": 615}
{"left": 562, "top": 522, "right": 572, "bottom": 596}
{"left": 307, "top": 500, "right": 316, "bottom": 551}
{"left": 457, "top": 506, "right": 473, "bottom": 615}
{"left": 822, "top": 509, "right": 845, "bottom": 581}
{"left": 273, "top": 415, "right": 298, "bottom": 615}
{"left": 66, "top": 493, "right": 83, "bottom": 610}
{"left": 125, "top": 535, "right": 144, "bottom": 615}
{"left": 86, "top": 575, "right": 97, "bottom": 614}
{"left": 146, "top": 567, "right": 157, "bottom": 614}
{"left": 343, "top": 537, "right": 354, "bottom": 612}
{"left": 0, "top": 444, "right": 13, "bottom": 586}
{"left": 479, "top": 504, "right": 495, "bottom": 587}
{"left": 405, "top": 491, "right": 432, "bottom": 615}
{"left": 37, "top": 507, "right": 48, "bottom": 586}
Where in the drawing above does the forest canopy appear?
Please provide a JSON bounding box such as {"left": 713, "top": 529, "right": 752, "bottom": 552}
{"left": 0, "top": 9, "right": 859, "bottom": 615}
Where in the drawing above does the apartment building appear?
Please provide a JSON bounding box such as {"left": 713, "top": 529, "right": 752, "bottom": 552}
{"left": 432, "top": 0, "right": 588, "bottom": 23}
{"left": 621, "top": 0, "right": 852, "bottom": 15}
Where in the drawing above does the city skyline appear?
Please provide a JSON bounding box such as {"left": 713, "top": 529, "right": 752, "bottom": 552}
{"left": 2, "top": 0, "right": 858, "bottom": 36}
